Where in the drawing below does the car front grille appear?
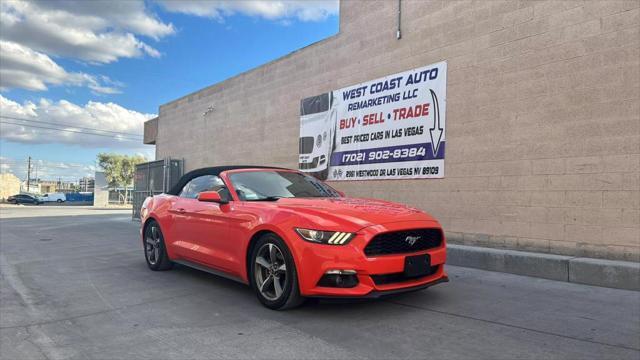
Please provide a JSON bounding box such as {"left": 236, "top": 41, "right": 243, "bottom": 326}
{"left": 364, "top": 228, "right": 443, "bottom": 256}
{"left": 371, "top": 265, "right": 440, "bottom": 285}
{"left": 298, "top": 157, "right": 319, "bottom": 170}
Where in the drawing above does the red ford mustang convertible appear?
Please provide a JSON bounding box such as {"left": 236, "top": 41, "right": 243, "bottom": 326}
{"left": 140, "top": 166, "right": 448, "bottom": 309}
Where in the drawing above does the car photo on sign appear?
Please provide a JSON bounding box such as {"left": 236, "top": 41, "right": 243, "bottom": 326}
{"left": 299, "top": 92, "right": 337, "bottom": 180}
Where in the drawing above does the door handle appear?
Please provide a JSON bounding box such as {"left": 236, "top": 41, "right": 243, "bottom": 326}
{"left": 177, "top": 208, "right": 186, "bottom": 213}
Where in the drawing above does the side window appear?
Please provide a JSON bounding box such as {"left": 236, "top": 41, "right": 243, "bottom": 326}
{"left": 179, "top": 175, "right": 227, "bottom": 199}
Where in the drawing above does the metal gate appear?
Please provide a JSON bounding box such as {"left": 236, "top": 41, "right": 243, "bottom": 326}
{"left": 132, "top": 158, "right": 183, "bottom": 220}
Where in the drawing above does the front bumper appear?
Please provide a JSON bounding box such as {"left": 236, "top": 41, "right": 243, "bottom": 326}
{"left": 308, "top": 276, "right": 449, "bottom": 299}
{"left": 289, "top": 220, "right": 448, "bottom": 297}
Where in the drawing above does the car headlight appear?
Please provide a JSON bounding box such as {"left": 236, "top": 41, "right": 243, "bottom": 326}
{"left": 295, "top": 228, "right": 355, "bottom": 245}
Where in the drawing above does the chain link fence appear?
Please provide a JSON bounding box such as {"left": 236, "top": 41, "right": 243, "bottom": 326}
{"left": 132, "top": 158, "right": 182, "bottom": 220}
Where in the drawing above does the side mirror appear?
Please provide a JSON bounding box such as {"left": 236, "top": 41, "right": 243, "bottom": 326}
{"left": 197, "top": 191, "right": 228, "bottom": 204}
{"left": 336, "top": 190, "right": 345, "bottom": 197}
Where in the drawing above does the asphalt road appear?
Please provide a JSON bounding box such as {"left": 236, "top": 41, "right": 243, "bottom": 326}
{"left": 1, "top": 206, "right": 639, "bottom": 360}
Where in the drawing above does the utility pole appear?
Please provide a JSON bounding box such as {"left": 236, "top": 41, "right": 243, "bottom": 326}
{"left": 26, "top": 156, "right": 31, "bottom": 193}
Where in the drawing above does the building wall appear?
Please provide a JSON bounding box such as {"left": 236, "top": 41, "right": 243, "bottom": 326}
{"left": 144, "top": 117, "right": 158, "bottom": 145}
{"left": 155, "top": 0, "right": 640, "bottom": 261}
{"left": 93, "top": 172, "right": 109, "bottom": 207}
{"left": 0, "top": 173, "right": 21, "bottom": 201}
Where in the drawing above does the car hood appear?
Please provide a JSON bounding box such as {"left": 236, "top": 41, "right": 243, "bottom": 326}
{"left": 269, "top": 197, "right": 437, "bottom": 231}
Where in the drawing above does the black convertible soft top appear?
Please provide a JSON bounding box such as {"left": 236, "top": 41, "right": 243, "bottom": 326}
{"left": 167, "top": 165, "right": 286, "bottom": 195}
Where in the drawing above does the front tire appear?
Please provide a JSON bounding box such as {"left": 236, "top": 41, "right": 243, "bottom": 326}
{"left": 249, "top": 233, "right": 304, "bottom": 310}
{"left": 144, "top": 221, "right": 173, "bottom": 271}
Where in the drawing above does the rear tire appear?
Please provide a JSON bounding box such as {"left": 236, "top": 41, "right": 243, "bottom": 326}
{"left": 249, "top": 233, "right": 304, "bottom": 310}
{"left": 56, "top": 199, "right": 63, "bottom": 203}
{"left": 143, "top": 221, "right": 173, "bottom": 271}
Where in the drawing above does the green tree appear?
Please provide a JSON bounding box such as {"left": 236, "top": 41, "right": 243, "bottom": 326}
{"left": 97, "top": 153, "right": 147, "bottom": 203}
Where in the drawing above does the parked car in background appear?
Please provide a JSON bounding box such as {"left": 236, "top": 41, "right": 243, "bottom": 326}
{"left": 7, "top": 194, "right": 43, "bottom": 205}
{"left": 38, "top": 193, "right": 66, "bottom": 203}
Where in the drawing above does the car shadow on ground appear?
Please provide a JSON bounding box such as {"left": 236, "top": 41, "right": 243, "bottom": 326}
{"left": 169, "top": 262, "right": 439, "bottom": 315}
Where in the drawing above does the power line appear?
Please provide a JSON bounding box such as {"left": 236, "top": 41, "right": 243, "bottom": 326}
{"left": 1, "top": 156, "right": 97, "bottom": 183}
{"left": 0, "top": 115, "right": 144, "bottom": 138}
{"left": 0, "top": 163, "right": 94, "bottom": 169}
{"left": 0, "top": 115, "right": 143, "bottom": 137}
{"left": 1, "top": 158, "right": 94, "bottom": 166}
{"left": 0, "top": 120, "right": 142, "bottom": 141}
{"left": 0, "top": 159, "right": 94, "bottom": 168}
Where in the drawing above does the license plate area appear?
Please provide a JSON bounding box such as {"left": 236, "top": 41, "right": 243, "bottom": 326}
{"left": 404, "top": 254, "right": 431, "bottom": 278}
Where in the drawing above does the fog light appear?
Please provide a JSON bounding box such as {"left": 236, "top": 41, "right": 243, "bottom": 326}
{"left": 325, "top": 270, "right": 357, "bottom": 275}
{"left": 317, "top": 270, "right": 359, "bottom": 288}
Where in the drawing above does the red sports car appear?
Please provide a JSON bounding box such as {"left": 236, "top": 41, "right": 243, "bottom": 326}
{"left": 140, "top": 166, "right": 448, "bottom": 310}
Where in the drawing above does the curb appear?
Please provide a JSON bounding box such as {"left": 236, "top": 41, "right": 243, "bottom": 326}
{"left": 447, "top": 244, "right": 640, "bottom": 291}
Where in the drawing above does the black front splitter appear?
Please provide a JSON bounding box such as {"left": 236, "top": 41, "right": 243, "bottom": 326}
{"left": 308, "top": 275, "right": 449, "bottom": 300}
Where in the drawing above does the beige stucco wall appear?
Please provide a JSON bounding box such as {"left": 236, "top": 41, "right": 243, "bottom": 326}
{"left": 0, "top": 173, "right": 21, "bottom": 201}
{"left": 155, "top": 0, "right": 640, "bottom": 261}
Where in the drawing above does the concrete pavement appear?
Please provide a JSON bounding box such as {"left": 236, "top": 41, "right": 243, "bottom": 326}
{"left": 1, "top": 206, "right": 638, "bottom": 359}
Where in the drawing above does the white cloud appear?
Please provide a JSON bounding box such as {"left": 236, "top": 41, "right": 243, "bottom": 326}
{"left": 0, "top": 0, "right": 175, "bottom": 93}
{"left": 31, "top": 0, "right": 174, "bottom": 40}
{"left": 0, "top": 95, "right": 155, "bottom": 149}
{"left": 160, "top": 0, "right": 338, "bottom": 22}
{"left": 0, "top": 1, "right": 173, "bottom": 64}
{"left": 0, "top": 41, "right": 121, "bottom": 94}
{"left": 0, "top": 0, "right": 338, "bottom": 94}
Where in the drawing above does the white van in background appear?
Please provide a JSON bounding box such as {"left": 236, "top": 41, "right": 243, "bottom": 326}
{"left": 39, "top": 193, "right": 66, "bottom": 203}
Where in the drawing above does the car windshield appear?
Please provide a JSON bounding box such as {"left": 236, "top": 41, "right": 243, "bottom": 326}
{"left": 299, "top": 137, "right": 314, "bottom": 154}
{"left": 228, "top": 171, "right": 340, "bottom": 201}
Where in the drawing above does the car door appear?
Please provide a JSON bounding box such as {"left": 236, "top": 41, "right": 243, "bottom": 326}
{"left": 18, "top": 195, "right": 33, "bottom": 204}
{"left": 169, "top": 175, "right": 233, "bottom": 270}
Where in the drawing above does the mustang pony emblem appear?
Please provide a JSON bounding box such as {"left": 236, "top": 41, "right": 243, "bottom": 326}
{"left": 404, "top": 235, "right": 421, "bottom": 246}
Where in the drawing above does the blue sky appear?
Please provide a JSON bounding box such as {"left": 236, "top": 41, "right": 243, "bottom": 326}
{"left": 0, "top": 0, "right": 338, "bottom": 181}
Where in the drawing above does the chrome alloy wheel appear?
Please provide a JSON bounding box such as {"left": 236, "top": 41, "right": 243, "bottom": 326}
{"left": 254, "top": 243, "right": 287, "bottom": 301}
{"left": 145, "top": 226, "right": 161, "bottom": 265}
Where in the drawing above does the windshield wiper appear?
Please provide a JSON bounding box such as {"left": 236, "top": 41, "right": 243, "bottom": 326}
{"left": 250, "top": 196, "right": 283, "bottom": 202}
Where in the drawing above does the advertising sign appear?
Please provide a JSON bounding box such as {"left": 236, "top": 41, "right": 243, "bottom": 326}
{"left": 299, "top": 61, "right": 447, "bottom": 181}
